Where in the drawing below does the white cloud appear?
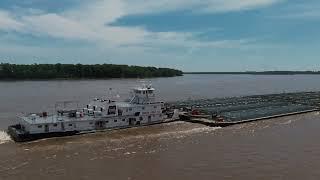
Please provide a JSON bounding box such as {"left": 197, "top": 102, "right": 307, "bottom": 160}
{"left": 202, "top": 0, "right": 283, "bottom": 12}
{"left": 15, "top": 12, "right": 148, "bottom": 46}
{"left": 0, "top": 10, "right": 24, "bottom": 31}
{"left": 0, "top": 0, "right": 282, "bottom": 62}
{"left": 22, "top": 13, "right": 98, "bottom": 40}
{"left": 124, "top": 0, "right": 283, "bottom": 14}
{"left": 66, "top": 0, "right": 126, "bottom": 25}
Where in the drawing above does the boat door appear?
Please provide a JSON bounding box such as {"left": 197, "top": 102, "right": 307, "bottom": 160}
{"left": 61, "top": 122, "right": 65, "bottom": 131}
{"left": 95, "top": 121, "right": 105, "bottom": 130}
{"left": 129, "top": 118, "right": 136, "bottom": 126}
{"left": 45, "top": 124, "right": 49, "bottom": 132}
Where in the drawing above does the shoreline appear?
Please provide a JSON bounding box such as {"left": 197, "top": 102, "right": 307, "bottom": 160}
{"left": 0, "top": 75, "right": 183, "bottom": 82}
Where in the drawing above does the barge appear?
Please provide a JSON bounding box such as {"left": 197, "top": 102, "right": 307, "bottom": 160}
{"left": 8, "top": 85, "right": 179, "bottom": 142}
{"left": 172, "top": 91, "right": 320, "bottom": 127}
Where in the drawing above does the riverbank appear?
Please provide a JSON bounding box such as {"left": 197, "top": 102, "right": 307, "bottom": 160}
{"left": 0, "top": 63, "right": 183, "bottom": 80}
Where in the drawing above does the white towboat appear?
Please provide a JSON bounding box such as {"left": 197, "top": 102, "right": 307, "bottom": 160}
{"left": 8, "top": 85, "right": 179, "bottom": 142}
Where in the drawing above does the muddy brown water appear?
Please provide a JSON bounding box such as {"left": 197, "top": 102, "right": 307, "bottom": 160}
{"left": 1, "top": 74, "right": 320, "bottom": 180}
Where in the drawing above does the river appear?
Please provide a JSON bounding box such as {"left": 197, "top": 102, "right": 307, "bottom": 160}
{"left": 1, "top": 74, "right": 320, "bottom": 179}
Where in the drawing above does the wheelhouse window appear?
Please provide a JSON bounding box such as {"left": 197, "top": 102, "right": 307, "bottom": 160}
{"left": 38, "top": 125, "right": 42, "bottom": 128}
{"left": 108, "top": 105, "right": 117, "bottom": 115}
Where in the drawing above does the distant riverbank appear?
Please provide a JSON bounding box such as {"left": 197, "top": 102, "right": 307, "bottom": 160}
{"left": 184, "top": 71, "right": 320, "bottom": 75}
{"left": 0, "top": 63, "right": 183, "bottom": 80}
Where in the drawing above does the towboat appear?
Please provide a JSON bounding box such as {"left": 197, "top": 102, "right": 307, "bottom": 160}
{"left": 8, "top": 85, "right": 179, "bottom": 142}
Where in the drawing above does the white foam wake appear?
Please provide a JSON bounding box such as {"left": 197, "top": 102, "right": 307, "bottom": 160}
{"left": 110, "top": 126, "right": 222, "bottom": 143}
{"left": 0, "top": 131, "right": 12, "bottom": 144}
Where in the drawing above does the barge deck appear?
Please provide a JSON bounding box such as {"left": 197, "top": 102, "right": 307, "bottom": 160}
{"left": 170, "top": 91, "right": 320, "bottom": 127}
{"left": 180, "top": 109, "right": 318, "bottom": 127}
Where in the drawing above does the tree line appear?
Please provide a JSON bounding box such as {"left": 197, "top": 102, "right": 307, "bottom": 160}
{"left": 0, "top": 63, "right": 183, "bottom": 79}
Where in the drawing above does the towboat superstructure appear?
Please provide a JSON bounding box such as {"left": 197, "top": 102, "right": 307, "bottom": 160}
{"left": 8, "top": 85, "right": 176, "bottom": 142}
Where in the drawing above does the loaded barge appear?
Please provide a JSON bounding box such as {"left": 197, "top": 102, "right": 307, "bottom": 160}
{"left": 172, "top": 92, "right": 320, "bottom": 127}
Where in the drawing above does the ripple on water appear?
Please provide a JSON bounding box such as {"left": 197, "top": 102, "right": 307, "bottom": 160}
{"left": 0, "top": 131, "right": 11, "bottom": 144}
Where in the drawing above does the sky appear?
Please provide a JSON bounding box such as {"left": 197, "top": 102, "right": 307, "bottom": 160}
{"left": 0, "top": 0, "right": 320, "bottom": 72}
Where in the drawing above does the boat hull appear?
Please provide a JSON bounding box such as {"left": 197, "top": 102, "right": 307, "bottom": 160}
{"left": 8, "top": 125, "right": 78, "bottom": 142}
{"left": 7, "top": 118, "right": 178, "bottom": 142}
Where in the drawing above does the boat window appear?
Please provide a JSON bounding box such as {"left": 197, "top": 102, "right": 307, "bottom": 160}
{"left": 122, "top": 119, "right": 125, "bottom": 122}
{"left": 68, "top": 124, "right": 73, "bottom": 127}
{"left": 143, "top": 91, "right": 146, "bottom": 94}
{"left": 142, "top": 107, "right": 145, "bottom": 110}
{"left": 106, "top": 121, "right": 109, "bottom": 123}
{"left": 38, "top": 125, "right": 42, "bottom": 128}
{"left": 129, "top": 108, "right": 132, "bottom": 111}
{"left": 53, "top": 124, "right": 58, "bottom": 127}
{"left": 148, "top": 90, "right": 153, "bottom": 94}
{"left": 108, "top": 105, "right": 117, "bottom": 115}
{"left": 89, "top": 122, "right": 93, "bottom": 125}
{"left": 139, "top": 117, "right": 143, "bottom": 121}
{"left": 114, "top": 120, "right": 117, "bottom": 122}
{"left": 154, "top": 106, "right": 157, "bottom": 108}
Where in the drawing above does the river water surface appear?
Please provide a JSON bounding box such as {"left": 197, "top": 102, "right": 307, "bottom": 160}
{"left": 1, "top": 74, "right": 320, "bottom": 179}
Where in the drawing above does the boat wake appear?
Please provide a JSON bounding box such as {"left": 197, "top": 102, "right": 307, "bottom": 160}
{"left": 109, "top": 126, "right": 222, "bottom": 143}
{"left": 0, "top": 131, "right": 12, "bottom": 144}
{"left": 279, "top": 120, "right": 293, "bottom": 125}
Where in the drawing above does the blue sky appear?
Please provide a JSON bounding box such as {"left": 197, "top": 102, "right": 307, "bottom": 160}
{"left": 0, "top": 0, "right": 320, "bottom": 71}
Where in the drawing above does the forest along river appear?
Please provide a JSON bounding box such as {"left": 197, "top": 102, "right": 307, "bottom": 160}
{"left": 1, "top": 74, "right": 320, "bottom": 179}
